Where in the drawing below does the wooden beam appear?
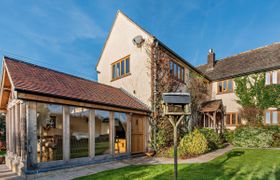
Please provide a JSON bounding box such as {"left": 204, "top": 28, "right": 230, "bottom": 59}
{"left": 109, "top": 111, "right": 115, "bottom": 156}
{"left": 89, "top": 109, "right": 95, "bottom": 158}
{"left": 20, "top": 102, "right": 26, "bottom": 161}
{"left": 63, "top": 106, "right": 70, "bottom": 162}
{"left": 17, "top": 92, "right": 149, "bottom": 115}
{"left": 126, "top": 113, "right": 132, "bottom": 154}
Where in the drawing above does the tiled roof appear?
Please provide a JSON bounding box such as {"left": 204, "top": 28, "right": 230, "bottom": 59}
{"left": 4, "top": 57, "right": 150, "bottom": 112}
{"left": 200, "top": 100, "right": 223, "bottom": 113}
{"left": 197, "top": 42, "right": 280, "bottom": 81}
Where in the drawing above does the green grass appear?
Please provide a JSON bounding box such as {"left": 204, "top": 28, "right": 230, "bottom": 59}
{"left": 75, "top": 149, "right": 280, "bottom": 180}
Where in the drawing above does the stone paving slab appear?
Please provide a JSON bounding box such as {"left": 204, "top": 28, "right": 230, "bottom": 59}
{"left": 0, "top": 165, "right": 24, "bottom": 180}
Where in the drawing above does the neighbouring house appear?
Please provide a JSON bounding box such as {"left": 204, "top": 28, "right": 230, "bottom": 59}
{"left": 197, "top": 45, "right": 280, "bottom": 129}
{"left": 97, "top": 10, "right": 279, "bottom": 130}
{"left": 0, "top": 57, "right": 150, "bottom": 176}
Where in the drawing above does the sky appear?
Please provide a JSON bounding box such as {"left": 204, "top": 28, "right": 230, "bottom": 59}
{"left": 1, "top": 0, "right": 280, "bottom": 80}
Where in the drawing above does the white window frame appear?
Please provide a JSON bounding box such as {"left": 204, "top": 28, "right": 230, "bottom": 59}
{"left": 272, "top": 71, "right": 278, "bottom": 84}
{"left": 265, "top": 72, "right": 271, "bottom": 85}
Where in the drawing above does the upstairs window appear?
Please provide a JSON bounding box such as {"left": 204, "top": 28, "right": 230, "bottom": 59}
{"left": 217, "top": 79, "right": 233, "bottom": 94}
{"left": 265, "top": 71, "right": 279, "bottom": 85}
{"left": 112, "top": 56, "right": 130, "bottom": 80}
{"left": 169, "top": 60, "right": 185, "bottom": 82}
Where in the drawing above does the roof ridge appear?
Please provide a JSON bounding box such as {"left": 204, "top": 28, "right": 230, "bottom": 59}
{"left": 3, "top": 56, "right": 120, "bottom": 90}
{"left": 217, "top": 41, "right": 280, "bottom": 62}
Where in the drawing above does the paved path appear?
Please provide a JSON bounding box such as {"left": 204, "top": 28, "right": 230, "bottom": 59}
{"left": 28, "top": 145, "right": 233, "bottom": 180}
{"left": 0, "top": 165, "right": 24, "bottom": 180}
{"left": 126, "top": 145, "right": 233, "bottom": 165}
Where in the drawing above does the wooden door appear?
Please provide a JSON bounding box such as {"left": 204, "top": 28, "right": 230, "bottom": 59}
{"left": 131, "top": 115, "right": 144, "bottom": 154}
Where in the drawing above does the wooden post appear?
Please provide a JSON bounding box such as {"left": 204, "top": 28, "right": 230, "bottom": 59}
{"left": 168, "top": 115, "right": 185, "bottom": 180}
{"left": 109, "top": 112, "right": 115, "bottom": 156}
{"left": 203, "top": 114, "right": 206, "bottom": 127}
{"left": 12, "top": 106, "right": 16, "bottom": 154}
{"left": 15, "top": 103, "right": 21, "bottom": 156}
{"left": 6, "top": 109, "right": 9, "bottom": 152}
{"left": 126, "top": 113, "right": 132, "bottom": 154}
{"left": 20, "top": 102, "right": 26, "bottom": 161}
{"left": 63, "top": 106, "right": 70, "bottom": 162}
{"left": 213, "top": 112, "right": 217, "bottom": 132}
{"left": 26, "top": 101, "right": 37, "bottom": 169}
{"left": 89, "top": 109, "right": 95, "bottom": 158}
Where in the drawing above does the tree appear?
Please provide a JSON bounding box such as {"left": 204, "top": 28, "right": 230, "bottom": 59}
{"left": 186, "top": 74, "right": 210, "bottom": 130}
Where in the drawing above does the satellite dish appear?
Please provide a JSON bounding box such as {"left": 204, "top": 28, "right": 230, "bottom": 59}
{"left": 132, "top": 35, "right": 145, "bottom": 47}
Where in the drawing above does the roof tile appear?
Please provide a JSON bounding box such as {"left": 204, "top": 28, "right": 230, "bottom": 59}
{"left": 4, "top": 57, "right": 150, "bottom": 112}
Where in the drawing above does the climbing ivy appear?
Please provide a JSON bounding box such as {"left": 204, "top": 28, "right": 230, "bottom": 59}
{"left": 234, "top": 73, "right": 280, "bottom": 110}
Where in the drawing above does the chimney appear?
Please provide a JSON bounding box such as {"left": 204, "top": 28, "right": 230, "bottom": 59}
{"left": 207, "top": 49, "right": 215, "bottom": 70}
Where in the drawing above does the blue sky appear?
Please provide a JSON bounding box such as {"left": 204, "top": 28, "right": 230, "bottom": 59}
{"left": 1, "top": 0, "right": 280, "bottom": 80}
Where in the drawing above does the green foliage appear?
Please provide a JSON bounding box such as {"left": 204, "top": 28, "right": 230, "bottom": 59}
{"left": 179, "top": 129, "right": 208, "bottom": 157}
{"left": 223, "top": 129, "right": 234, "bottom": 144}
{"left": 233, "top": 126, "right": 274, "bottom": 148}
{"left": 199, "top": 128, "right": 223, "bottom": 151}
{"left": 155, "top": 127, "right": 174, "bottom": 149}
{"left": 234, "top": 73, "right": 280, "bottom": 109}
{"left": 157, "top": 146, "right": 174, "bottom": 158}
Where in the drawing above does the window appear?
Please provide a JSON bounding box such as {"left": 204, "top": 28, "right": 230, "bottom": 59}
{"left": 169, "top": 60, "right": 185, "bottom": 82}
{"left": 95, "top": 110, "right": 110, "bottom": 156}
{"left": 265, "top": 72, "right": 271, "bottom": 85}
{"left": 265, "top": 110, "right": 279, "bottom": 125}
{"left": 37, "top": 103, "right": 63, "bottom": 162}
{"left": 225, "top": 112, "right": 240, "bottom": 126}
{"left": 70, "top": 107, "right": 89, "bottom": 159}
{"left": 112, "top": 56, "right": 130, "bottom": 80}
{"left": 265, "top": 71, "right": 279, "bottom": 85}
{"left": 217, "top": 79, "right": 233, "bottom": 94}
{"left": 114, "top": 112, "right": 127, "bottom": 154}
{"left": 272, "top": 71, "right": 278, "bottom": 84}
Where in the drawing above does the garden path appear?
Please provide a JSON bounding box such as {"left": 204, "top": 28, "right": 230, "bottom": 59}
{"left": 25, "top": 145, "right": 233, "bottom": 180}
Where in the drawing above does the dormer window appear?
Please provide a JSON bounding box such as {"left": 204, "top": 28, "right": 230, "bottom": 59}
{"left": 112, "top": 55, "right": 130, "bottom": 81}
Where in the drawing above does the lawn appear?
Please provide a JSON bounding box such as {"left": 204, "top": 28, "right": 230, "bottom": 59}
{"left": 75, "top": 149, "right": 280, "bottom": 180}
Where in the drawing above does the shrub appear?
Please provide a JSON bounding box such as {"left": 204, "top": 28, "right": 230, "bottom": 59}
{"left": 223, "top": 128, "right": 234, "bottom": 144}
{"left": 233, "top": 126, "right": 274, "bottom": 148}
{"left": 199, "top": 128, "right": 222, "bottom": 151}
{"left": 156, "top": 146, "right": 174, "bottom": 158}
{"left": 156, "top": 129, "right": 170, "bottom": 149}
{"left": 179, "top": 129, "right": 208, "bottom": 157}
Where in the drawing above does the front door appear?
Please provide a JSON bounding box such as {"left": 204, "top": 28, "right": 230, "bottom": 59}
{"left": 131, "top": 115, "right": 144, "bottom": 154}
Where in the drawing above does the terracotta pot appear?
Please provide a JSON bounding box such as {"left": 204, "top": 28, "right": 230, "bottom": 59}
{"left": 145, "top": 151, "right": 156, "bottom": 157}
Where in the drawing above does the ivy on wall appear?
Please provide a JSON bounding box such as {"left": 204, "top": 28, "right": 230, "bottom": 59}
{"left": 234, "top": 73, "right": 280, "bottom": 110}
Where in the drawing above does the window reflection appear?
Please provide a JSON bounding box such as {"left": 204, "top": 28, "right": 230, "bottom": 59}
{"left": 37, "top": 103, "right": 63, "bottom": 162}
{"left": 95, "top": 110, "right": 110, "bottom": 156}
{"left": 114, "top": 112, "right": 127, "bottom": 154}
{"left": 70, "top": 107, "right": 89, "bottom": 159}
